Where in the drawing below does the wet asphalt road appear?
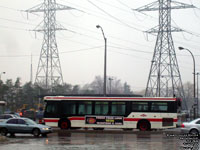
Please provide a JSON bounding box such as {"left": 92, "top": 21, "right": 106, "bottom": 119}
{"left": 0, "top": 128, "right": 199, "bottom": 150}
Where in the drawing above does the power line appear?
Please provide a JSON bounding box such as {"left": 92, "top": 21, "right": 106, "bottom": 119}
{"left": 0, "top": 46, "right": 103, "bottom": 58}
{"left": 0, "top": 5, "right": 21, "bottom": 12}
{"left": 60, "top": 20, "right": 153, "bottom": 48}
{"left": 87, "top": 0, "right": 143, "bottom": 32}
{"left": 108, "top": 45, "right": 152, "bottom": 54}
{"left": 2, "top": 1, "right": 198, "bottom": 51}
{"left": 0, "top": 17, "right": 36, "bottom": 26}
{"left": 1, "top": 2, "right": 199, "bottom": 57}
{"left": 93, "top": 0, "right": 133, "bottom": 14}
{"left": 0, "top": 24, "right": 29, "bottom": 31}
{"left": 60, "top": 46, "right": 103, "bottom": 54}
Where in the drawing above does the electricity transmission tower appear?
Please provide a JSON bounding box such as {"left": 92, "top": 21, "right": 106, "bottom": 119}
{"left": 26, "top": 0, "right": 76, "bottom": 90}
{"left": 135, "top": 1, "right": 194, "bottom": 109}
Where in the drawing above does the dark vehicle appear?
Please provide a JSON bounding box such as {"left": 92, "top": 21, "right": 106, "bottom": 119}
{"left": 20, "top": 110, "right": 36, "bottom": 121}
{"left": 0, "top": 114, "right": 18, "bottom": 122}
{"left": 0, "top": 118, "right": 52, "bottom": 137}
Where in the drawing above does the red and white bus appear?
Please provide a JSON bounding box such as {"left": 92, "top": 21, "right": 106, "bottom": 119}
{"left": 43, "top": 95, "right": 181, "bottom": 131}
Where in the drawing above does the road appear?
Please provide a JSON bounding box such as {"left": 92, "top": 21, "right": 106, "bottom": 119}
{"left": 0, "top": 128, "right": 199, "bottom": 150}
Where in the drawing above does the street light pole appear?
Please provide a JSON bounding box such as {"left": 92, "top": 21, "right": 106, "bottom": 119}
{"left": 197, "top": 72, "right": 199, "bottom": 117}
{"left": 96, "top": 25, "right": 107, "bottom": 96}
{"left": 178, "top": 46, "right": 196, "bottom": 118}
{"left": 0, "top": 72, "right": 6, "bottom": 80}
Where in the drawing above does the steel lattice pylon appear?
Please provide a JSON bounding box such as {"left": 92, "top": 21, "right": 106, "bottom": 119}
{"left": 26, "top": 0, "right": 75, "bottom": 89}
{"left": 135, "top": 0, "right": 194, "bottom": 109}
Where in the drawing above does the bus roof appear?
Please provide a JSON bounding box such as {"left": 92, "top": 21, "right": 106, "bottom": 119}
{"left": 44, "top": 96, "right": 178, "bottom": 101}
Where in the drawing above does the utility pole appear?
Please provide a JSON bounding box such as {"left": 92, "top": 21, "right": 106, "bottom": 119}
{"left": 197, "top": 72, "right": 199, "bottom": 117}
{"left": 179, "top": 47, "right": 196, "bottom": 118}
{"left": 96, "top": 25, "right": 107, "bottom": 96}
{"left": 30, "top": 54, "right": 33, "bottom": 84}
{"left": 26, "top": 0, "right": 77, "bottom": 90}
{"left": 134, "top": 0, "right": 195, "bottom": 110}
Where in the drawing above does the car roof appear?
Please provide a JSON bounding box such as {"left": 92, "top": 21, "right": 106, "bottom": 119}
{"left": 187, "top": 118, "right": 200, "bottom": 123}
{"left": 1, "top": 114, "right": 14, "bottom": 116}
{"left": 0, "top": 114, "right": 18, "bottom": 117}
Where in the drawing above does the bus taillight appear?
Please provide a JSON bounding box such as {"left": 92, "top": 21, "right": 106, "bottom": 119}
{"left": 39, "top": 119, "right": 45, "bottom": 125}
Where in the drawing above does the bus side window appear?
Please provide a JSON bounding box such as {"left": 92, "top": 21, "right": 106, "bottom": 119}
{"left": 132, "top": 102, "right": 149, "bottom": 112}
{"left": 95, "top": 102, "right": 109, "bottom": 115}
{"left": 46, "top": 103, "right": 58, "bottom": 114}
{"left": 45, "top": 102, "right": 59, "bottom": 117}
{"left": 78, "top": 102, "right": 92, "bottom": 115}
{"left": 62, "top": 102, "right": 76, "bottom": 115}
{"left": 111, "top": 102, "right": 125, "bottom": 116}
{"left": 151, "top": 102, "right": 168, "bottom": 112}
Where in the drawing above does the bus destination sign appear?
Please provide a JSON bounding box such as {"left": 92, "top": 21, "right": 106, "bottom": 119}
{"left": 85, "top": 116, "right": 123, "bottom": 125}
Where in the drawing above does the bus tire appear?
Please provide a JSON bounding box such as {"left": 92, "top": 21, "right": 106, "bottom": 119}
{"left": 59, "top": 119, "right": 71, "bottom": 130}
{"left": 137, "top": 120, "right": 151, "bottom": 131}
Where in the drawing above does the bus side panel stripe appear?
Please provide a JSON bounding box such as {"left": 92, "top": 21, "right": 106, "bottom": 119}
{"left": 44, "top": 119, "right": 59, "bottom": 122}
{"left": 124, "top": 118, "right": 177, "bottom": 122}
{"left": 69, "top": 117, "right": 85, "bottom": 121}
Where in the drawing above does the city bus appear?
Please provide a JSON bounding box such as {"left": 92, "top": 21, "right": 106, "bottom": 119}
{"left": 43, "top": 95, "right": 181, "bottom": 131}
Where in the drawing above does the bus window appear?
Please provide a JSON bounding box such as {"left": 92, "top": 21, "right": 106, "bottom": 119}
{"left": 132, "top": 102, "right": 149, "bottom": 112}
{"left": 111, "top": 102, "right": 125, "bottom": 116}
{"left": 95, "top": 102, "right": 109, "bottom": 115}
{"left": 151, "top": 102, "right": 168, "bottom": 112}
{"left": 45, "top": 102, "right": 59, "bottom": 117}
{"left": 62, "top": 102, "right": 76, "bottom": 115}
{"left": 78, "top": 102, "right": 92, "bottom": 115}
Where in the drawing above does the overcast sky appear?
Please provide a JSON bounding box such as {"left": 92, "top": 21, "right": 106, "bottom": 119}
{"left": 0, "top": 0, "right": 200, "bottom": 92}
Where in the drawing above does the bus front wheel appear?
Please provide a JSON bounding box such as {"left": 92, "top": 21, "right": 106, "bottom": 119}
{"left": 138, "top": 120, "right": 150, "bottom": 131}
{"left": 59, "top": 120, "right": 70, "bottom": 130}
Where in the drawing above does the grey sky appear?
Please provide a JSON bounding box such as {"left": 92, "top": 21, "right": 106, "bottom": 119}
{"left": 0, "top": 0, "right": 199, "bottom": 92}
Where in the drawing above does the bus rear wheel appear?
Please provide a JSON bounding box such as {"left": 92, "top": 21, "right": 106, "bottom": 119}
{"left": 138, "top": 120, "right": 150, "bottom": 131}
{"left": 60, "top": 120, "right": 70, "bottom": 130}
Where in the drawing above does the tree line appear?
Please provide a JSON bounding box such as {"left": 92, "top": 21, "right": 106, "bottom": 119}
{"left": 0, "top": 76, "right": 195, "bottom": 112}
{"left": 0, "top": 76, "right": 134, "bottom": 112}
